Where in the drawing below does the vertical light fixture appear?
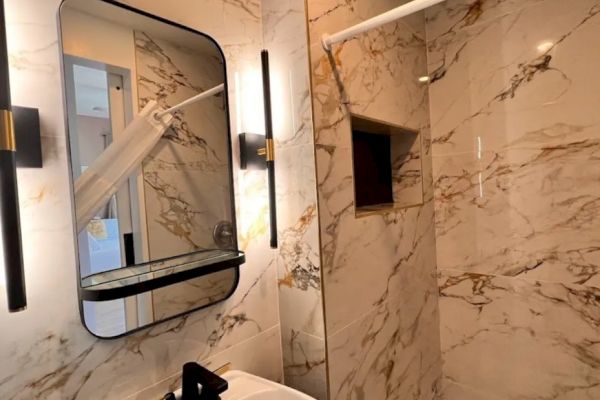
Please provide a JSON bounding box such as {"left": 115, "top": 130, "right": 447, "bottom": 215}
{"left": 0, "top": 0, "right": 27, "bottom": 312}
{"left": 261, "top": 50, "right": 277, "bottom": 249}
{"left": 238, "top": 50, "right": 278, "bottom": 248}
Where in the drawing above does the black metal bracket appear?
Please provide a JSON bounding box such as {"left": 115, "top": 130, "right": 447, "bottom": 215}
{"left": 239, "top": 132, "right": 268, "bottom": 170}
{"left": 13, "top": 106, "right": 42, "bottom": 168}
{"left": 79, "top": 250, "right": 245, "bottom": 302}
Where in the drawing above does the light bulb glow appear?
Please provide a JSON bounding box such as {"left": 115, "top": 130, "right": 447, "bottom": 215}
{"left": 418, "top": 76, "right": 430, "bottom": 83}
{"left": 537, "top": 41, "right": 554, "bottom": 54}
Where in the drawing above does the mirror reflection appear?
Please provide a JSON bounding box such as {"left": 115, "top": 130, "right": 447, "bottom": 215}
{"left": 60, "top": 0, "right": 240, "bottom": 337}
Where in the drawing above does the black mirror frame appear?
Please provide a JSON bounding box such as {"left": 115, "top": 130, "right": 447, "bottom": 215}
{"left": 57, "top": 0, "right": 242, "bottom": 338}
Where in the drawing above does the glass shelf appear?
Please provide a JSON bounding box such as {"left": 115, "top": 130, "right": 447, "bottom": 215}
{"left": 80, "top": 249, "right": 245, "bottom": 301}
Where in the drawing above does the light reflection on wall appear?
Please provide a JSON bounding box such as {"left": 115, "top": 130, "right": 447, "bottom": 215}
{"left": 233, "top": 66, "right": 269, "bottom": 248}
{"left": 236, "top": 67, "right": 264, "bottom": 134}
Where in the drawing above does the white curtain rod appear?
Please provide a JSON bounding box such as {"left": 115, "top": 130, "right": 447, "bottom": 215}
{"left": 321, "top": 0, "right": 446, "bottom": 51}
{"left": 155, "top": 83, "right": 225, "bottom": 118}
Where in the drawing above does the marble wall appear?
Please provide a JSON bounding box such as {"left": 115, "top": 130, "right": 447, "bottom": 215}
{"left": 261, "top": 0, "right": 327, "bottom": 398}
{"left": 0, "top": 1, "right": 284, "bottom": 399}
{"left": 426, "top": 0, "right": 600, "bottom": 398}
{"left": 306, "top": 0, "right": 442, "bottom": 399}
{"left": 135, "top": 31, "right": 233, "bottom": 258}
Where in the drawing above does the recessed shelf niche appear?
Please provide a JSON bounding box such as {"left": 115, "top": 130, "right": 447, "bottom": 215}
{"left": 351, "top": 114, "right": 424, "bottom": 216}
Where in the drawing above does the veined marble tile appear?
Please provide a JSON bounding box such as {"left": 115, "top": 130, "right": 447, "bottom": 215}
{"left": 433, "top": 149, "right": 600, "bottom": 285}
{"left": 5, "top": 1, "right": 65, "bottom": 138}
{"left": 116, "top": 0, "right": 263, "bottom": 48}
{"left": 427, "top": 0, "right": 600, "bottom": 156}
{"left": 124, "top": 325, "right": 283, "bottom": 400}
{"left": 425, "top": 0, "right": 546, "bottom": 40}
{"left": 281, "top": 329, "right": 327, "bottom": 400}
{"left": 309, "top": 22, "right": 430, "bottom": 140}
{"left": 307, "top": 2, "right": 442, "bottom": 397}
{"left": 327, "top": 288, "right": 441, "bottom": 400}
{"left": 438, "top": 269, "right": 600, "bottom": 400}
{"left": 438, "top": 379, "right": 505, "bottom": 400}
{"left": 0, "top": 0, "right": 284, "bottom": 399}
{"left": 135, "top": 31, "right": 232, "bottom": 258}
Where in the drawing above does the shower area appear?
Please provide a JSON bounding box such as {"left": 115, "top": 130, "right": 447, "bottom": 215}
{"left": 429, "top": 1, "right": 600, "bottom": 398}
{"left": 300, "top": 0, "right": 600, "bottom": 399}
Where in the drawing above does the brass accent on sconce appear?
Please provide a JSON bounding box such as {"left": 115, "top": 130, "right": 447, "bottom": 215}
{"left": 264, "top": 138, "right": 274, "bottom": 161}
{"left": 256, "top": 138, "right": 275, "bottom": 161}
{"left": 0, "top": 109, "right": 15, "bottom": 151}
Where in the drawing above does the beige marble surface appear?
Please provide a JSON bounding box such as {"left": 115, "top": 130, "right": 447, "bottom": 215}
{"left": 439, "top": 270, "right": 600, "bottom": 399}
{"left": 261, "top": 0, "right": 327, "bottom": 397}
{"left": 135, "top": 31, "right": 232, "bottom": 258}
{"left": 427, "top": 0, "right": 600, "bottom": 398}
{"left": 306, "top": 0, "right": 442, "bottom": 398}
{"left": 0, "top": 1, "right": 285, "bottom": 399}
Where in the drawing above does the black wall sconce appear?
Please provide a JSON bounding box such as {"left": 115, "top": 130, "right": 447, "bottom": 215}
{"left": 0, "top": 0, "right": 26, "bottom": 312}
{"left": 239, "top": 50, "right": 278, "bottom": 249}
{"left": 0, "top": 0, "right": 42, "bottom": 313}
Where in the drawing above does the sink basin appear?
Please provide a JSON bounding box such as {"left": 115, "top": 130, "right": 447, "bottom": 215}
{"left": 220, "top": 370, "right": 316, "bottom": 400}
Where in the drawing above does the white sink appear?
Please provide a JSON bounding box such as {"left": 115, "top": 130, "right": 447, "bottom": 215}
{"left": 220, "top": 370, "right": 316, "bottom": 400}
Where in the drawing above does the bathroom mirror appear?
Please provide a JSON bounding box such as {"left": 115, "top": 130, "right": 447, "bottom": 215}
{"left": 59, "top": 0, "right": 243, "bottom": 338}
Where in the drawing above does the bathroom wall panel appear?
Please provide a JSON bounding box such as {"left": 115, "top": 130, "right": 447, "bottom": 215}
{"left": 0, "top": 1, "right": 283, "bottom": 399}
{"left": 261, "top": 0, "right": 328, "bottom": 397}
{"left": 427, "top": 0, "right": 600, "bottom": 397}
{"left": 124, "top": 325, "right": 284, "bottom": 400}
{"left": 306, "top": 0, "right": 442, "bottom": 398}
{"left": 439, "top": 270, "right": 600, "bottom": 400}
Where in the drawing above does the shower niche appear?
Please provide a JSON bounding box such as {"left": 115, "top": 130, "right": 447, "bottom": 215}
{"left": 351, "top": 114, "right": 424, "bottom": 216}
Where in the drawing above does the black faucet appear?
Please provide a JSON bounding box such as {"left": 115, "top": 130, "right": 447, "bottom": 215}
{"left": 181, "top": 362, "right": 228, "bottom": 400}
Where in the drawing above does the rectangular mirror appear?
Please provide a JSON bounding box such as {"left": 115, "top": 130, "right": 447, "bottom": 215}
{"left": 59, "top": 0, "right": 243, "bottom": 338}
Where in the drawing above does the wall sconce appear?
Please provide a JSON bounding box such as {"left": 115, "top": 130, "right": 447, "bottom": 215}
{"left": 0, "top": 0, "right": 26, "bottom": 312}
{"left": 239, "top": 50, "right": 278, "bottom": 249}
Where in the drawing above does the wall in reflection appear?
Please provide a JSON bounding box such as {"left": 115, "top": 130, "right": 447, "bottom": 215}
{"left": 135, "top": 31, "right": 233, "bottom": 258}
{"left": 261, "top": 0, "right": 327, "bottom": 398}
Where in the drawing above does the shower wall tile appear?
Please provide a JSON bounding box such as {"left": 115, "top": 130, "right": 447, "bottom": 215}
{"left": 425, "top": 0, "right": 545, "bottom": 40}
{"left": 438, "top": 270, "right": 600, "bottom": 400}
{"left": 0, "top": 1, "right": 285, "bottom": 399}
{"left": 427, "top": 0, "right": 600, "bottom": 398}
{"left": 306, "top": 0, "right": 442, "bottom": 398}
{"left": 433, "top": 149, "right": 600, "bottom": 285}
{"left": 308, "top": 0, "right": 435, "bottom": 332}
{"left": 281, "top": 329, "right": 327, "bottom": 400}
{"left": 438, "top": 380, "right": 503, "bottom": 400}
{"left": 327, "top": 284, "right": 441, "bottom": 400}
{"left": 262, "top": 0, "right": 327, "bottom": 396}
{"left": 427, "top": 0, "right": 600, "bottom": 156}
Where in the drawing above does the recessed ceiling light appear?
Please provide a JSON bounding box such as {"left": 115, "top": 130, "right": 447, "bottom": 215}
{"left": 418, "top": 76, "right": 430, "bottom": 83}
